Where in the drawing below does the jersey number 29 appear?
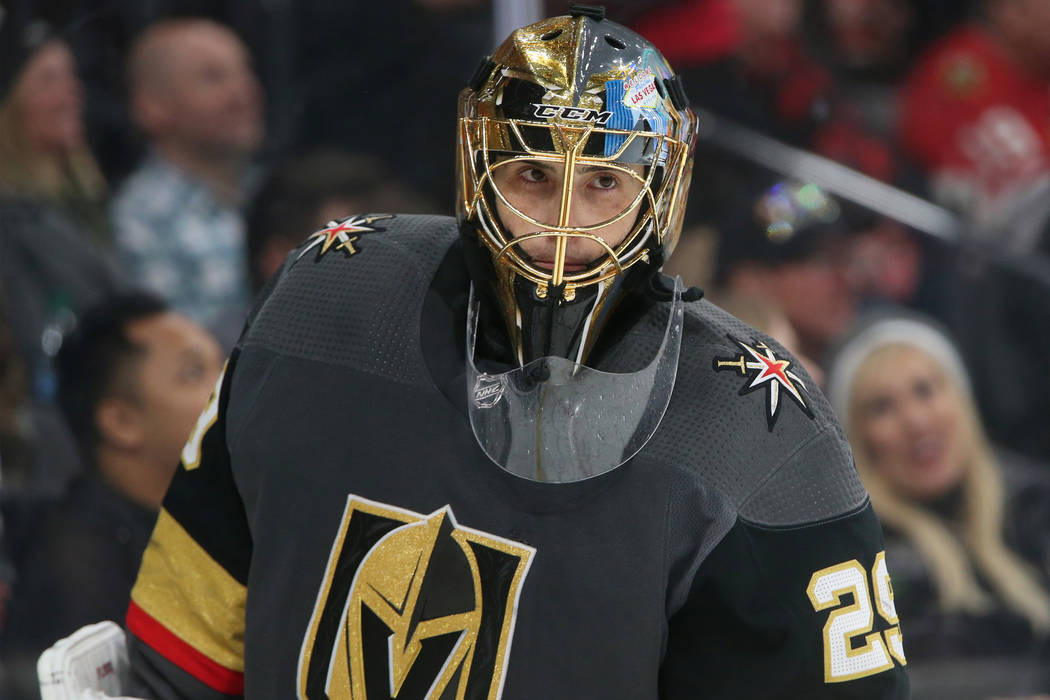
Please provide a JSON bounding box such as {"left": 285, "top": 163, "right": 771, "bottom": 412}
{"left": 806, "top": 552, "right": 906, "bottom": 683}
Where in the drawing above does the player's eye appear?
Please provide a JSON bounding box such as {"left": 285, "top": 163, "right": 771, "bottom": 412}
{"left": 520, "top": 167, "right": 547, "bottom": 184}
{"left": 590, "top": 172, "right": 619, "bottom": 190}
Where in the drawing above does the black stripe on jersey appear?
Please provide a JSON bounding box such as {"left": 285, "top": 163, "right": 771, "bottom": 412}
{"left": 661, "top": 502, "right": 909, "bottom": 699}
{"left": 162, "top": 348, "right": 252, "bottom": 585}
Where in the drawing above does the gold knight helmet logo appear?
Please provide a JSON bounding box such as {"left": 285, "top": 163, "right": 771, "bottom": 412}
{"left": 297, "top": 496, "right": 534, "bottom": 699}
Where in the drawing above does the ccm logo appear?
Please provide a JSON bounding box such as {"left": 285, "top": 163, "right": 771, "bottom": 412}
{"left": 533, "top": 104, "right": 612, "bottom": 125}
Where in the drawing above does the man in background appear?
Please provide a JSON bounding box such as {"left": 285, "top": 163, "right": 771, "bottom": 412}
{"left": 714, "top": 180, "right": 862, "bottom": 370}
{"left": 0, "top": 292, "right": 223, "bottom": 698}
{"left": 244, "top": 150, "right": 436, "bottom": 292}
{"left": 112, "top": 19, "right": 263, "bottom": 347}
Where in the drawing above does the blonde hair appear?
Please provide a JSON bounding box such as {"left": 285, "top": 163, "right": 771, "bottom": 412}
{"left": 848, "top": 343, "right": 1050, "bottom": 634}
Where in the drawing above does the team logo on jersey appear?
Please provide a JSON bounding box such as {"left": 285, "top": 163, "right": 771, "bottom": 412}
{"left": 297, "top": 214, "right": 395, "bottom": 261}
{"left": 297, "top": 495, "right": 534, "bottom": 700}
{"left": 712, "top": 335, "right": 813, "bottom": 430}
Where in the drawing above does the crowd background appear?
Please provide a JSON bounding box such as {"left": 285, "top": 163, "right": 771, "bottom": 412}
{"left": 2, "top": 0, "right": 1050, "bottom": 698}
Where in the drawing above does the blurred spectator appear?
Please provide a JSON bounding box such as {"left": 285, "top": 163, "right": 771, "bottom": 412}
{"left": 0, "top": 190, "right": 122, "bottom": 495}
{"left": 819, "top": 0, "right": 917, "bottom": 79}
{"left": 805, "top": 0, "right": 921, "bottom": 142}
{"left": 0, "top": 290, "right": 24, "bottom": 643}
{"left": 899, "top": 0, "right": 1050, "bottom": 220}
{"left": 245, "top": 150, "right": 437, "bottom": 292}
{"left": 897, "top": 0, "right": 1050, "bottom": 463}
{"left": 714, "top": 180, "right": 861, "bottom": 368}
{"left": 0, "top": 7, "right": 125, "bottom": 496}
{"left": 283, "top": 1, "right": 489, "bottom": 207}
{"left": 827, "top": 312, "right": 1050, "bottom": 697}
{"left": 0, "top": 6, "right": 109, "bottom": 245}
{"left": 112, "top": 18, "right": 262, "bottom": 346}
{"left": 0, "top": 292, "right": 223, "bottom": 699}
{"left": 634, "top": 0, "right": 916, "bottom": 314}
{"left": 634, "top": 0, "right": 900, "bottom": 173}
{"left": 939, "top": 244, "right": 1050, "bottom": 464}
{"left": 664, "top": 214, "right": 826, "bottom": 382}
{"left": 662, "top": 223, "right": 719, "bottom": 291}
{"left": 636, "top": 0, "right": 835, "bottom": 146}
{"left": 0, "top": 288, "right": 27, "bottom": 484}
{"left": 852, "top": 218, "right": 924, "bottom": 307}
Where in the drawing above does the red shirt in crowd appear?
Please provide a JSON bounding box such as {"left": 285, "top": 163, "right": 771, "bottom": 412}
{"left": 899, "top": 23, "right": 1050, "bottom": 212}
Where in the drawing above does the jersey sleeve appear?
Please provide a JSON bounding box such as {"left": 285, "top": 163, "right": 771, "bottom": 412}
{"left": 661, "top": 458, "right": 909, "bottom": 697}
{"left": 125, "top": 349, "right": 252, "bottom": 699}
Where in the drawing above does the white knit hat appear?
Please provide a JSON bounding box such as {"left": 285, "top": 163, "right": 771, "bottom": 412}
{"left": 825, "top": 312, "right": 970, "bottom": 427}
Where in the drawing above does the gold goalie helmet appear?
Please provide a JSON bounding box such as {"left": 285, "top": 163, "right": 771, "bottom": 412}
{"left": 457, "top": 5, "right": 697, "bottom": 367}
{"left": 459, "top": 6, "right": 695, "bottom": 483}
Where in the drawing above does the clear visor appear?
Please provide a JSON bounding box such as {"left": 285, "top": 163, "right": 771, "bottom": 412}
{"left": 465, "top": 277, "right": 685, "bottom": 483}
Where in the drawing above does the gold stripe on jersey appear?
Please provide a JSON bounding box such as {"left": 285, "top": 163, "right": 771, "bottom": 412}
{"left": 131, "top": 508, "right": 247, "bottom": 672}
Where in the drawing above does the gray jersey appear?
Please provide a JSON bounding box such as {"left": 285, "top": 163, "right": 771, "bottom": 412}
{"left": 126, "top": 214, "right": 908, "bottom": 699}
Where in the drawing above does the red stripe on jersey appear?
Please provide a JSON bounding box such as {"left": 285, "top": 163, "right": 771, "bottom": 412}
{"left": 126, "top": 600, "right": 245, "bottom": 695}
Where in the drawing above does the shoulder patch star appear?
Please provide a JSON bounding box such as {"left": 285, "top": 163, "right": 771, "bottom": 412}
{"left": 712, "top": 335, "right": 814, "bottom": 430}
{"left": 297, "top": 214, "right": 394, "bottom": 261}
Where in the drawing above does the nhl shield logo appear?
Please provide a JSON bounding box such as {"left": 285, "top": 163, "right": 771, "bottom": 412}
{"left": 472, "top": 374, "right": 504, "bottom": 409}
{"left": 297, "top": 496, "right": 534, "bottom": 700}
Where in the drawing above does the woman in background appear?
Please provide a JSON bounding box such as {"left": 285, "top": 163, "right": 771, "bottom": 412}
{"left": 827, "top": 312, "right": 1050, "bottom": 698}
{"left": 0, "top": 11, "right": 122, "bottom": 496}
{"left": 0, "top": 15, "right": 108, "bottom": 243}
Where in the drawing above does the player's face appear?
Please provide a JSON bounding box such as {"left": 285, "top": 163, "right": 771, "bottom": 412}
{"left": 491, "top": 159, "right": 645, "bottom": 270}
{"left": 852, "top": 345, "right": 966, "bottom": 500}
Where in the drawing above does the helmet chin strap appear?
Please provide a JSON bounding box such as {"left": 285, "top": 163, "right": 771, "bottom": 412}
{"left": 514, "top": 276, "right": 597, "bottom": 363}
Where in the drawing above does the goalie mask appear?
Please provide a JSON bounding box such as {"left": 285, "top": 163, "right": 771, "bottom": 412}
{"left": 457, "top": 7, "right": 695, "bottom": 483}
{"left": 457, "top": 6, "right": 697, "bottom": 367}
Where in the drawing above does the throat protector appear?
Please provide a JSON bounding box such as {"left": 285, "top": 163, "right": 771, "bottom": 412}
{"left": 465, "top": 277, "right": 685, "bottom": 482}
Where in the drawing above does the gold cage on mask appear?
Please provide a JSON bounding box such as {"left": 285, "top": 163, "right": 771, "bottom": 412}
{"left": 458, "top": 114, "right": 693, "bottom": 301}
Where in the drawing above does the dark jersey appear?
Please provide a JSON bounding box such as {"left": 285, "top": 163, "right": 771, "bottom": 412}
{"left": 125, "top": 214, "right": 909, "bottom": 699}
